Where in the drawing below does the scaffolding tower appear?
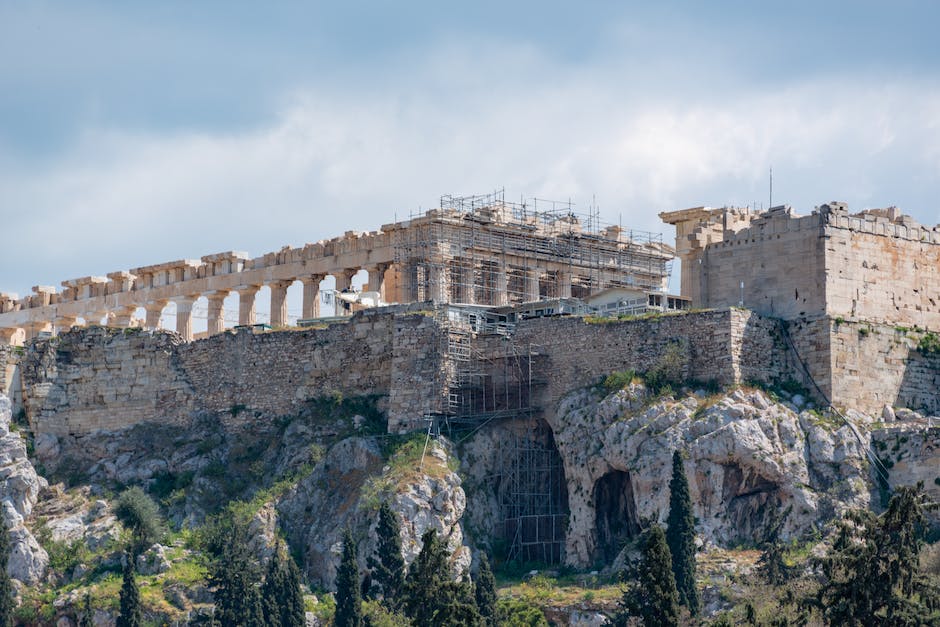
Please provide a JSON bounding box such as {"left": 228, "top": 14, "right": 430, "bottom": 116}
{"left": 424, "top": 305, "right": 566, "bottom": 565}
{"left": 393, "top": 189, "right": 673, "bottom": 306}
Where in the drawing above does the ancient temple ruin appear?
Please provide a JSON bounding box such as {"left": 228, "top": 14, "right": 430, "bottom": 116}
{"left": 0, "top": 190, "right": 673, "bottom": 344}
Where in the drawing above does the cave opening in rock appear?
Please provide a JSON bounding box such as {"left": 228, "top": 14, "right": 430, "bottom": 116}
{"left": 722, "top": 463, "right": 781, "bottom": 543}
{"left": 495, "top": 420, "right": 569, "bottom": 565}
{"left": 593, "top": 470, "right": 640, "bottom": 563}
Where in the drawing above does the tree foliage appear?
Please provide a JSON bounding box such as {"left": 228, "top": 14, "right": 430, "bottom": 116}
{"left": 335, "top": 528, "right": 363, "bottom": 627}
{"left": 814, "top": 483, "right": 940, "bottom": 626}
{"left": 615, "top": 525, "right": 680, "bottom": 627}
{"left": 368, "top": 502, "right": 406, "bottom": 609}
{"left": 0, "top": 520, "right": 13, "bottom": 627}
{"left": 262, "top": 542, "right": 306, "bottom": 627}
{"left": 114, "top": 486, "right": 166, "bottom": 555}
{"left": 757, "top": 505, "right": 793, "bottom": 586}
{"left": 402, "top": 528, "right": 480, "bottom": 626}
{"left": 117, "top": 552, "right": 142, "bottom": 627}
{"left": 474, "top": 553, "right": 497, "bottom": 627}
{"left": 204, "top": 516, "right": 264, "bottom": 627}
{"left": 666, "top": 450, "right": 699, "bottom": 615}
{"left": 495, "top": 598, "right": 548, "bottom": 627}
{"left": 78, "top": 592, "right": 94, "bottom": 627}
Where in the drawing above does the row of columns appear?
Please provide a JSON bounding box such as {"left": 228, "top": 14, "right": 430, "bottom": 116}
{"left": 1, "top": 264, "right": 392, "bottom": 345}
{"left": 425, "top": 265, "right": 572, "bottom": 305}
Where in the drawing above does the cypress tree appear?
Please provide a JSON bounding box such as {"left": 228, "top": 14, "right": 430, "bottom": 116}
{"left": 665, "top": 450, "right": 699, "bottom": 615}
{"left": 616, "top": 525, "right": 679, "bottom": 627}
{"left": 279, "top": 552, "right": 306, "bottom": 627}
{"left": 117, "top": 552, "right": 142, "bottom": 627}
{"left": 206, "top": 518, "right": 264, "bottom": 627}
{"left": 261, "top": 549, "right": 285, "bottom": 627}
{"left": 0, "top": 520, "right": 13, "bottom": 627}
{"left": 367, "top": 501, "right": 406, "bottom": 608}
{"left": 474, "top": 553, "right": 497, "bottom": 627}
{"left": 335, "top": 529, "right": 363, "bottom": 627}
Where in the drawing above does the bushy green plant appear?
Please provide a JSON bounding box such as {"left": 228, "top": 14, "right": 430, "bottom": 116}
{"left": 496, "top": 597, "right": 548, "bottom": 626}
{"left": 918, "top": 331, "right": 940, "bottom": 356}
{"left": 113, "top": 487, "right": 166, "bottom": 555}
{"left": 603, "top": 370, "right": 637, "bottom": 394}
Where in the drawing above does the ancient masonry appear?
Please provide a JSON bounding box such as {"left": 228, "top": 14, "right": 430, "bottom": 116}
{"left": 0, "top": 191, "right": 672, "bottom": 344}
{"left": 661, "top": 202, "right": 940, "bottom": 414}
{"left": 3, "top": 194, "right": 939, "bottom": 567}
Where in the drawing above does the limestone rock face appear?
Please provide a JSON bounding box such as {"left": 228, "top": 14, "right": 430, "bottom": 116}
{"left": 278, "top": 436, "right": 469, "bottom": 589}
{"left": 0, "top": 394, "right": 49, "bottom": 584}
{"left": 548, "top": 386, "right": 874, "bottom": 566}
{"left": 464, "top": 385, "right": 879, "bottom": 569}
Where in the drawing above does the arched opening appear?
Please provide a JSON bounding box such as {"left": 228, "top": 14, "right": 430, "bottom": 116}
{"left": 594, "top": 470, "right": 640, "bottom": 562}
{"left": 722, "top": 464, "right": 780, "bottom": 544}
{"left": 133, "top": 307, "right": 147, "bottom": 328}
{"left": 254, "top": 285, "right": 272, "bottom": 326}
{"left": 162, "top": 301, "right": 177, "bottom": 332}
{"left": 191, "top": 295, "right": 209, "bottom": 338}
{"left": 222, "top": 292, "right": 239, "bottom": 329}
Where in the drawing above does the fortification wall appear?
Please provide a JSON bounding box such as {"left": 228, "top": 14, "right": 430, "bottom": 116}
{"left": 510, "top": 308, "right": 791, "bottom": 414}
{"left": 695, "top": 212, "right": 827, "bottom": 320}
{"left": 828, "top": 320, "right": 940, "bottom": 415}
{"left": 20, "top": 308, "right": 448, "bottom": 437}
{"left": 824, "top": 218, "right": 940, "bottom": 329}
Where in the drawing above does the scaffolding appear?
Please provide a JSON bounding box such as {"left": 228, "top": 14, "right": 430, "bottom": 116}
{"left": 422, "top": 305, "right": 567, "bottom": 564}
{"left": 393, "top": 189, "right": 673, "bottom": 307}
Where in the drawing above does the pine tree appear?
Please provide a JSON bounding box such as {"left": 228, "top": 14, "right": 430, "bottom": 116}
{"left": 0, "top": 520, "right": 13, "bottom": 627}
{"left": 205, "top": 517, "right": 264, "bottom": 627}
{"left": 367, "top": 501, "right": 406, "bottom": 608}
{"left": 474, "top": 553, "right": 497, "bottom": 627}
{"left": 403, "top": 528, "right": 479, "bottom": 627}
{"left": 335, "top": 529, "right": 363, "bottom": 627}
{"left": 117, "top": 552, "right": 142, "bottom": 627}
{"left": 815, "top": 483, "right": 940, "bottom": 625}
{"left": 665, "top": 450, "right": 699, "bottom": 615}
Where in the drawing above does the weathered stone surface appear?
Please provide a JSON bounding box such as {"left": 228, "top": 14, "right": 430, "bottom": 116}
{"left": 136, "top": 543, "right": 171, "bottom": 576}
{"left": 278, "top": 437, "right": 469, "bottom": 589}
{"left": 0, "top": 394, "right": 48, "bottom": 584}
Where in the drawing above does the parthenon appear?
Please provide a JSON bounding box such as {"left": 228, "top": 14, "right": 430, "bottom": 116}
{"left": 0, "top": 191, "right": 674, "bottom": 344}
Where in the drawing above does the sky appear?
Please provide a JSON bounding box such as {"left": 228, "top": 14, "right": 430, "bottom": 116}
{"left": 2, "top": 1, "right": 940, "bottom": 320}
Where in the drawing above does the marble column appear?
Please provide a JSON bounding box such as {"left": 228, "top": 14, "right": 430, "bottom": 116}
{"left": 334, "top": 269, "right": 358, "bottom": 292}
{"left": 494, "top": 265, "right": 509, "bottom": 306}
{"left": 144, "top": 301, "right": 167, "bottom": 330}
{"left": 268, "top": 280, "right": 291, "bottom": 327}
{"left": 365, "top": 263, "right": 390, "bottom": 296}
{"left": 111, "top": 306, "right": 137, "bottom": 327}
{"left": 206, "top": 291, "right": 229, "bottom": 336}
{"left": 557, "top": 271, "right": 573, "bottom": 299}
{"left": 237, "top": 286, "right": 260, "bottom": 326}
{"left": 524, "top": 268, "right": 541, "bottom": 303}
{"left": 301, "top": 275, "right": 324, "bottom": 320}
{"left": 53, "top": 315, "right": 78, "bottom": 333}
{"left": 174, "top": 296, "right": 196, "bottom": 341}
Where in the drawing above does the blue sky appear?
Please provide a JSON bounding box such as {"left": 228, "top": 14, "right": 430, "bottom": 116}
{"left": 2, "top": 1, "right": 940, "bottom": 303}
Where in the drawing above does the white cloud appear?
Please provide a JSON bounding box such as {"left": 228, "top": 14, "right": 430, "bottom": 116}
{"left": 2, "top": 51, "right": 939, "bottom": 297}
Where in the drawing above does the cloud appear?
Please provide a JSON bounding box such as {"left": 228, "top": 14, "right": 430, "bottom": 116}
{"left": 1, "top": 46, "right": 939, "bottom": 298}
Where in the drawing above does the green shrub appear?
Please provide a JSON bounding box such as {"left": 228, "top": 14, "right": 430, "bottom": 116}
{"left": 496, "top": 598, "right": 548, "bottom": 626}
{"left": 603, "top": 370, "right": 636, "bottom": 394}
{"left": 114, "top": 486, "right": 167, "bottom": 552}
{"left": 918, "top": 331, "right": 940, "bottom": 356}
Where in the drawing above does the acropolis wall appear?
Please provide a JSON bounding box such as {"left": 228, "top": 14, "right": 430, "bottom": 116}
{"left": 661, "top": 202, "right": 940, "bottom": 413}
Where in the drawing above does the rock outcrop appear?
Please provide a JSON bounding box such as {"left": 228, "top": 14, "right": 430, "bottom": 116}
{"left": 279, "top": 436, "right": 470, "bottom": 588}
{"left": 0, "top": 394, "right": 49, "bottom": 584}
